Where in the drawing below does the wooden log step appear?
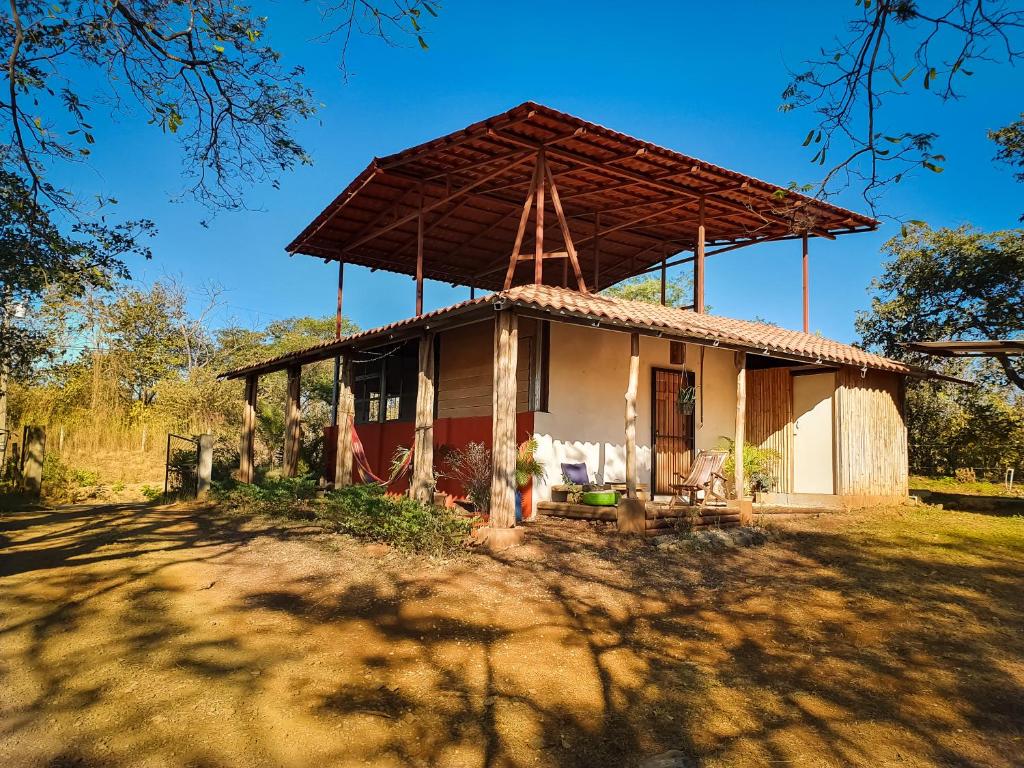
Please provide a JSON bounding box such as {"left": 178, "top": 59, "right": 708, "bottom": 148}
{"left": 538, "top": 502, "right": 618, "bottom": 521}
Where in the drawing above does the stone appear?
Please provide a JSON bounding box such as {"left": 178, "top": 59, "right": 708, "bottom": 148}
{"left": 638, "top": 750, "right": 698, "bottom": 768}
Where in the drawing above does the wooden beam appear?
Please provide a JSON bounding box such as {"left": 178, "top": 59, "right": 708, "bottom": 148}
{"left": 534, "top": 149, "right": 546, "bottom": 285}
{"left": 489, "top": 132, "right": 811, "bottom": 233}
{"left": 284, "top": 365, "right": 302, "bottom": 478}
{"left": 625, "top": 333, "right": 640, "bottom": 500}
{"left": 802, "top": 231, "right": 810, "bottom": 333}
{"left": 334, "top": 359, "right": 354, "bottom": 488}
{"left": 410, "top": 333, "right": 435, "bottom": 503}
{"left": 735, "top": 352, "right": 746, "bottom": 498}
{"left": 490, "top": 310, "right": 519, "bottom": 528}
{"left": 544, "top": 161, "right": 588, "bottom": 292}
{"left": 342, "top": 154, "right": 534, "bottom": 255}
{"left": 592, "top": 213, "right": 600, "bottom": 288}
{"left": 695, "top": 197, "right": 706, "bottom": 314}
{"left": 239, "top": 374, "right": 257, "bottom": 483}
{"left": 504, "top": 155, "right": 541, "bottom": 290}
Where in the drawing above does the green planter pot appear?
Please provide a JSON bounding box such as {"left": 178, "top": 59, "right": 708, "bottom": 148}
{"left": 581, "top": 490, "right": 618, "bottom": 506}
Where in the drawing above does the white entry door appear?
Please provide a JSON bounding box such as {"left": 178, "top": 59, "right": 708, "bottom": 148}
{"left": 792, "top": 373, "right": 835, "bottom": 494}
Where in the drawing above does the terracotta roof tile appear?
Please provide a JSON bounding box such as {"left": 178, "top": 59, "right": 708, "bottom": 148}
{"left": 220, "top": 285, "right": 910, "bottom": 379}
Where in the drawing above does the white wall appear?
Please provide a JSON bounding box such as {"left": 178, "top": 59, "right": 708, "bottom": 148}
{"left": 531, "top": 323, "right": 738, "bottom": 514}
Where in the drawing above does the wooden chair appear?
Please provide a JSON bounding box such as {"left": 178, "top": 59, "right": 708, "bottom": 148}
{"left": 670, "top": 450, "right": 729, "bottom": 507}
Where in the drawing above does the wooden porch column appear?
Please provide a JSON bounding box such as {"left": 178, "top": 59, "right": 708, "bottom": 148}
{"left": 239, "top": 374, "right": 257, "bottom": 483}
{"left": 284, "top": 365, "right": 301, "bottom": 477}
{"left": 802, "top": 232, "right": 810, "bottom": 333}
{"left": 334, "top": 358, "right": 354, "bottom": 488}
{"left": 694, "top": 197, "right": 706, "bottom": 313}
{"left": 735, "top": 352, "right": 746, "bottom": 498}
{"left": 410, "top": 332, "right": 436, "bottom": 503}
{"left": 489, "top": 310, "right": 519, "bottom": 527}
{"left": 625, "top": 332, "right": 640, "bottom": 499}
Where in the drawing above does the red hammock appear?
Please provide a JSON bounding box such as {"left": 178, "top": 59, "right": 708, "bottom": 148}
{"left": 350, "top": 423, "right": 413, "bottom": 487}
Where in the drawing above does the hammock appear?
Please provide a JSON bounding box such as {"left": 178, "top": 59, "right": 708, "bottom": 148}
{"left": 350, "top": 423, "right": 413, "bottom": 487}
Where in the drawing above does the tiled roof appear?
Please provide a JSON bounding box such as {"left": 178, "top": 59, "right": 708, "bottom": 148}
{"left": 501, "top": 284, "right": 912, "bottom": 373}
{"left": 219, "top": 285, "right": 911, "bottom": 379}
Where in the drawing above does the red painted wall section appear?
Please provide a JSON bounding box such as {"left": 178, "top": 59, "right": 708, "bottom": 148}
{"left": 323, "top": 411, "right": 536, "bottom": 519}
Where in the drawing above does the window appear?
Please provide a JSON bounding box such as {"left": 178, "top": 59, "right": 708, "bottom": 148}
{"left": 353, "top": 341, "right": 419, "bottom": 424}
{"left": 670, "top": 341, "right": 685, "bottom": 365}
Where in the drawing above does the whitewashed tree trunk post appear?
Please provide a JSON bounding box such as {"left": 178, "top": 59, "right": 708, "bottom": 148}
{"left": 489, "top": 310, "right": 519, "bottom": 528}
{"left": 735, "top": 352, "right": 747, "bottom": 498}
{"left": 283, "top": 365, "right": 302, "bottom": 478}
{"left": 411, "top": 333, "right": 436, "bottom": 503}
{"left": 239, "top": 374, "right": 258, "bottom": 483}
{"left": 334, "top": 357, "right": 354, "bottom": 488}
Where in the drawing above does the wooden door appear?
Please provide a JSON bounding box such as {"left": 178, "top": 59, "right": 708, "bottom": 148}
{"left": 652, "top": 369, "right": 695, "bottom": 495}
{"left": 792, "top": 372, "right": 835, "bottom": 494}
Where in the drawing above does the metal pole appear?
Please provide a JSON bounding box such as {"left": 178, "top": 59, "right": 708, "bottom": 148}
{"left": 802, "top": 232, "right": 810, "bottom": 333}
{"left": 331, "top": 262, "right": 345, "bottom": 427}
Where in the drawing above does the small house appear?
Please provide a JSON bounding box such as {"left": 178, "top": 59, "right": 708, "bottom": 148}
{"left": 220, "top": 103, "right": 937, "bottom": 539}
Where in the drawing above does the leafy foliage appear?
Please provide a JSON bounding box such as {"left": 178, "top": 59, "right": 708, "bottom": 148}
{"left": 213, "top": 477, "right": 472, "bottom": 557}
{"left": 515, "top": 438, "right": 545, "bottom": 489}
{"left": 720, "top": 438, "right": 782, "bottom": 495}
{"left": 990, "top": 113, "right": 1024, "bottom": 220}
{"left": 602, "top": 272, "right": 694, "bottom": 308}
{"left": 855, "top": 223, "right": 1024, "bottom": 391}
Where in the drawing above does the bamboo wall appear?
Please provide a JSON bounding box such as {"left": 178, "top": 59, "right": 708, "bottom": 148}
{"left": 834, "top": 366, "right": 909, "bottom": 497}
{"left": 745, "top": 368, "right": 793, "bottom": 493}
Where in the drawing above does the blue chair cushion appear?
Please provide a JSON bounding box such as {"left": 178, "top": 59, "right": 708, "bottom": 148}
{"left": 560, "top": 462, "right": 590, "bottom": 485}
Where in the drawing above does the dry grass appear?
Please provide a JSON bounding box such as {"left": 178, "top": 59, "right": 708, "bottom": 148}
{"left": 0, "top": 498, "right": 1021, "bottom": 767}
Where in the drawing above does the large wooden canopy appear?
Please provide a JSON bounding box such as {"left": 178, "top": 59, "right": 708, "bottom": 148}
{"left": 287, "top": 102, "right": 877, "bottom": 293}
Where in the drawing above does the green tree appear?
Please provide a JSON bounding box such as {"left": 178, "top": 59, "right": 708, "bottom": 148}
{"left": 602, "top": 272, "right": 694, "bottom": 308}
{"left": 855, "top": 223, "right": 1024, "bottom": 391}
{"left": 990, "top": 114, "right": 1024, "bottom": 220}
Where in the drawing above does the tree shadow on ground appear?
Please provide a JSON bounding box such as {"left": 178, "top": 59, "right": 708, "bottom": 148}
{"left": 1, "top": 502, "right": 1022, "bottom": 767}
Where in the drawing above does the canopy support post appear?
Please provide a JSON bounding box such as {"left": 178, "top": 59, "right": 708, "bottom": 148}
{"left": 544, "top": 161, "right": 588, "bottom": 292}
{"left": 416, "top": 187, "right": 424, "bottom": 315}
{"left": 802, "top": 232, "right": 810, "bottom": 333}
{"left": 534, "top": 149, "right": 546, "bottom": 285}
{"left": 695, "top": 197, "right": 706, "bottom": 313}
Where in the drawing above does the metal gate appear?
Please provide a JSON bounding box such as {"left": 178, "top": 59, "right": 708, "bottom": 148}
{"left": 165, "top": 433, "right": 200, "bottom": 498}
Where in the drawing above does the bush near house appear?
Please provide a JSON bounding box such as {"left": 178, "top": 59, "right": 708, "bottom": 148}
{"left": 212, "top": 477, "right": 473, "bottom": 558}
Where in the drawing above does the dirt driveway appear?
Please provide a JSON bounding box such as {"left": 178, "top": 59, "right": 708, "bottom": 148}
{"left": 1, "top": 501, "right": 1022, "bottom": 768}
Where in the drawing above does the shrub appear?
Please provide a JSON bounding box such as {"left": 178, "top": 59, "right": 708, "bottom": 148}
{"left": 720, "top": 438, "right": 781, "bottom": 495}
{"left": 955, "top": 467, "right": 977, "bottom": 483}
{"left": 441, "top": 442, "right": 491, "bottom": 512}
{"left": 141, "top": 484, "right": 163, "bottom": 502}
{"left": 211, "top": 477, "right": 472, "bottom": 557}
{"left": 319, "top": 484, "right": 472, "bottom": 557}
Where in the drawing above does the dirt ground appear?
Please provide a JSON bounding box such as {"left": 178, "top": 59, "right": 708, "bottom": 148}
{"left": 1, "top": 501, "right": 1022, "bottom": 768}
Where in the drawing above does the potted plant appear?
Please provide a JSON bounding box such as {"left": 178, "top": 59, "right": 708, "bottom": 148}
{"left": 676, "top": 385, "right": 696, "bottom": 415}
{"left": 515, "top": 438, "right": 546, "bottom": 522}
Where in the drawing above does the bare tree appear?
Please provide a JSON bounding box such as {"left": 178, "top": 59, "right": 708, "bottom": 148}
{"left": 781, "top": 1, "right": 1023, "bottom": 215}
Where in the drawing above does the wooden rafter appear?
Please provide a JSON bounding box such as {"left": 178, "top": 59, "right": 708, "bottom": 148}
{"left": 504, "top": 155, "right": 541, "bottom": 290}
{"left": 544, "top": 160, "right": 587, "bottom": 293}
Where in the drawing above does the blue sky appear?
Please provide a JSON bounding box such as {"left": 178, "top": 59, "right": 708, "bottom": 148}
{"left": 65, "top": 1, "right": 1024, "bottom": 343}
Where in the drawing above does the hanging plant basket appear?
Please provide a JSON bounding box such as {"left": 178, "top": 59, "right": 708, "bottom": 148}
{"left": 676, "top": 385, "right": 696, "bottom": 415}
